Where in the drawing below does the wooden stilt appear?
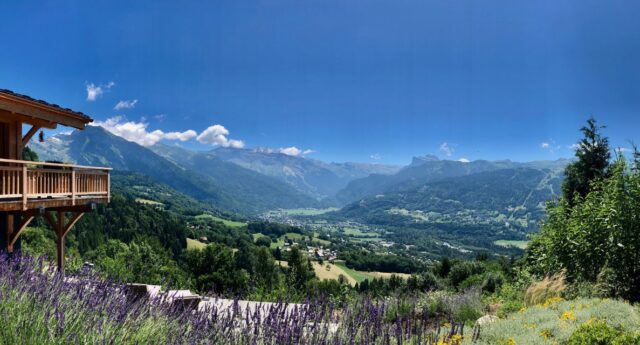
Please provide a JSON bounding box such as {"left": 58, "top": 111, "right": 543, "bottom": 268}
{"left": 5, "top": 214, "right": 14, "bottom": 253}
{"left": 43, "top": 208, "right": 87, "bottom": 272}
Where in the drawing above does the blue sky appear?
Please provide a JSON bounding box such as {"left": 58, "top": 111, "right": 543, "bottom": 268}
{"left": 1, "top": 1, "right": 639, "bottom": 165}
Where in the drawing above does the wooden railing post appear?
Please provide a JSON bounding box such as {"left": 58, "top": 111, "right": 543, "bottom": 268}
{"left": 22, "top": 165, "right": 27, "bottom": 210}
{"left": 71, "top": 169, "right": 76, "bottom": 206}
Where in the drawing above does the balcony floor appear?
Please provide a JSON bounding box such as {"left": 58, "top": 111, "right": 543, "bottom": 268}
{"left": 0, "top": 195, "right": 109, "bottom": 212}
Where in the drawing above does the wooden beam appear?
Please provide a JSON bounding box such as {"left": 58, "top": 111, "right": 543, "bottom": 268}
{"left": 61, "top": 212, "right": 85, "bottom": 238}
{"left": 7, "top": 214, "right": 35, "bottom": 252}
{"left": 22, "top": 125, "right": 41, "bottom": 147}
{"left": 0, "top": 110, "right": 57, "bottom": 129}
{"left": 0, "top": 95, "right": 89, "bottom": 129}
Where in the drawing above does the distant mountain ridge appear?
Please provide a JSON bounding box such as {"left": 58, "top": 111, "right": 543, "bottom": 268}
{"left": 30, "top": 126, "right": 570, "bottom": 223}
{"left": 194, "top": 146, "right": 399, "bottom": 199}
{"left": 29, "top": 126, "right": 319, "bottom": 215}
{"left": 335, "top": 155, "right": 570, "bottom": 205}
{"left": 335, "top": 165, "right": 565, "bottom": 233}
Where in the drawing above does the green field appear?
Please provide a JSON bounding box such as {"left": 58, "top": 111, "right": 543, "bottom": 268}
{"left": 342, "top": 227, "right": 379, "bottom": 238}
{"left": 494, "top": 240, "right": 529, "bottom": 249}
{"left": 186, "top": 238, "right": 207, "bottom": 250}
{"left": 195, "top": 214, "right": 246, "bottom": 228}
{"left": 135, "top": 198, "right": 164, "bottom": 206}
{"left": 334, "top": 262, "right": 375, "bottom": 283}
{"left": 282, "top": 208, "right": 339, "bottom": 216}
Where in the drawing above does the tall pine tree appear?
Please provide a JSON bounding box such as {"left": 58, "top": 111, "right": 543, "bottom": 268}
{"left": 562, "top": 117, "right": 610, "bottom": 206}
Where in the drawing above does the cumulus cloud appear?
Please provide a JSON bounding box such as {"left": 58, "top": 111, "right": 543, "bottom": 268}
{"left": 458, "top": 158, "right": 470, "bottom": 163}
{"left": 114, "top": 99, "right": 138, "bottom": 110}
{"left": 86, "top": 81, "right": 115, "bottom": 102}
{"left": 278, "top": 147, "right": 315, "bottom": 156}
{"left": 196, "top": 125, "right": 245, "bottom": 148}
{"left": 280, "top": 147, "right": 302, "bottom": 156}
{"left": 541, "top": 142, "right": 550, "bottom": 149}
{"left": 92, "top": 116, "right": 197, "bottom": 146}
{"left": 370, "top": 153, "right": 381, "bottom": 160}
{"left": 439, "top": 142, "right": 455, "bottom": 157}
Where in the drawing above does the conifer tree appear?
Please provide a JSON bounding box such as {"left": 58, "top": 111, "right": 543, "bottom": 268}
{"left": 562, "top": 117, "right": 610, "bottom": 206}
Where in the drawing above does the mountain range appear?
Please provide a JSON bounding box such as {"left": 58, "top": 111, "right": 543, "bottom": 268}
{"left": 30, "top": 127, "right": 569, "bottom": 227}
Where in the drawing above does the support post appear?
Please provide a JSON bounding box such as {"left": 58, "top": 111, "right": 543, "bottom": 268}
{"left": 44, "top": 208, "right": 87, "bottom": 273}
{"left": 5, "top": 214, "right": 14, "bottom": 253}
{"left": 57, "top": 211, "right": 65, "bottom": 272}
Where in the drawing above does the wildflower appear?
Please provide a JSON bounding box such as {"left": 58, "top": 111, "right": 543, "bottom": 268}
{"left": 560, "top": 310, "right": 576, "bottom": 321}
{"left": 542, "top": 296, "right": 563, "bottom": 308}
{"left": 540, "top": 329, "right": 553, "bottom": 339}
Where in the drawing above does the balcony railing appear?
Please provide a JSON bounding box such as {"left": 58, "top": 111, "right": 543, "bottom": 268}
{"left": 0, "top": 158, "right": 111, "bottom": 211}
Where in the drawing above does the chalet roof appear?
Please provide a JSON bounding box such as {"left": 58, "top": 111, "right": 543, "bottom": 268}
{"left": 0, "top": 89, "right": 93, "bottom": 129}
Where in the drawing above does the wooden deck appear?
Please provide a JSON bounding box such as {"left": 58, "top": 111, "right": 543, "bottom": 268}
{"left": 0, "top": 158, "right": 110, "bottom": 212}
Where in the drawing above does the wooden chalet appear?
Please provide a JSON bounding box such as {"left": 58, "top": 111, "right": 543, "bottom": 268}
{"left": 0, "top": 89, "right": 111, "bottom": 271}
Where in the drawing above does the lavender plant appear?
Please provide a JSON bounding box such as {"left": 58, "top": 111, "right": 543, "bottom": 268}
{"left": 0, "top": 253, "right": 465, "bottom": 344}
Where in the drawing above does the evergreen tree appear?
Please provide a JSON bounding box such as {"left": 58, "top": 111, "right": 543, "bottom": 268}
{"left": 562, "top": 117, "right": 610, "bottom": 206}
{"left": 286, "top": 246, "right": 314, "bottom": 291}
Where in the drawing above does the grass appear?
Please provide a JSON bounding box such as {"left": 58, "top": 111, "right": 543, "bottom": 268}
{"left": 311, "top": 262, "right": 357, "bottom": 286}
{"left": 266, "top": 232, "right": 331, "bottom": 249}
{"left": 134, "top": 198, "right": 164, "bottom": 206}
{"left": 195, "top": 214, "right": 246, "bottom": 228}
{"left": 342, "top": 227, "right": 379, "bottom": 238}
{"left": 186, "top": 238, "right": 207, "bottom": 250}
{"left": 469, "top": 298, "right": 640, "bottom": 344}
{"left": 494, "top": 240, "right": 529, "bottom": 249}
{"left": 334, "top": 262, "right": 375, "bottom": 283}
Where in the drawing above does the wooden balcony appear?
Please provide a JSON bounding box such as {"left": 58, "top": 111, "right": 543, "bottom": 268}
{"left": 0, "top": 158, "right": 111, "bottom": 212}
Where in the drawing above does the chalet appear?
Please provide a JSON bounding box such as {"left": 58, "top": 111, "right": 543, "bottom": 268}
{"left": 0, "top": 89, "right": 111, "bottom": 271}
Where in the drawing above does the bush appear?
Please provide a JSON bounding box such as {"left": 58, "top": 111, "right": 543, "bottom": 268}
{"left": 449, "top": 261, "right": 485, "bottom": 289}
{"left": 472, "top": 298, "right": 640, "bottom": 345}
{"left": 566, "top": 320, "right": 619, "bottom": 345}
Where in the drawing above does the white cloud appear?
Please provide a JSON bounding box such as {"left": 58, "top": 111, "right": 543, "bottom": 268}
{"left": 86, "top": 81, "right": 115, "bottom": 102}
{"left": 370, "top": 153, "right": 381, "bottom": 160}
{"left": 279, "top": 147, "right": 315, "bottom": 156}
{"left": 92, "top": 116, "right": 197, "bottom": 146}
{"left": 280, "top": 147, "right": 302, "bottom": 156}
{"left": 196, "top": 124, "right": 245, "bottom": 148}
{"left": 114, "top": 99, "right": 138, "bottom": 110}
{"left": 439, "top": 142, "right": 455, "bottom": 157}
{"left": 541, "top": 140, "right": 561, "bottom": 154}
{"left": 569, "top": 143, "right": 581, "bottom": 151}
{"left": 458, "top": 158, "right": 470, "bottom": 163}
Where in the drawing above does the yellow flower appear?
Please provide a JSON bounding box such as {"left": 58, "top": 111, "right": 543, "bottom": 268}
{"left": 542, "top": 296, "right": 564, "bottom": 308}
{"left": 501, "top": 337, "right": 517, "bottom": 345}
{"left": 540, "top": 329, "right": 553, "bottom": 339}
{"left": 560, "top": 310, "right": 577, "bottom": 321}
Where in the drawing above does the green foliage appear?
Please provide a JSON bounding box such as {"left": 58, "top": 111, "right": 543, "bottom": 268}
{"left": 449, "top": 261, "right": 485, "bottom": 289}
{"left": 473, "top": 298, "right": 640, "bottom": 345}
{"left": 181, "top": 243, "right": 249, "bottom": 294}
{"left": 526, "top": 158, "right": 640, "bottom": 301}
{"left": 341, "top": 249, "right": 423, "bottom": 274}
{"left": 22, "top": 146, "right": 39, "bottom": 161}
{"left": 84, "top": 237, "right": 189, "bottom": 287}
{"left": 286, "top": 246, "right": 315, "bottom": 291}
{"left": 562, "top": 117, "right": 611, "bottom": 206}
{"left": 566, "top": 321, "right": 620, "bottom": 345}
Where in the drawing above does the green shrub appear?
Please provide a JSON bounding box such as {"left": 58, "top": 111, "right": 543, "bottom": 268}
{"left": 449, "top": 261, "right": 485, "bottom": 289}
{"left": 471, "top": 298, "right": 640, "bottom": 345}
{"left": 566, "top": 321, "right": 619, "bottom": 345}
